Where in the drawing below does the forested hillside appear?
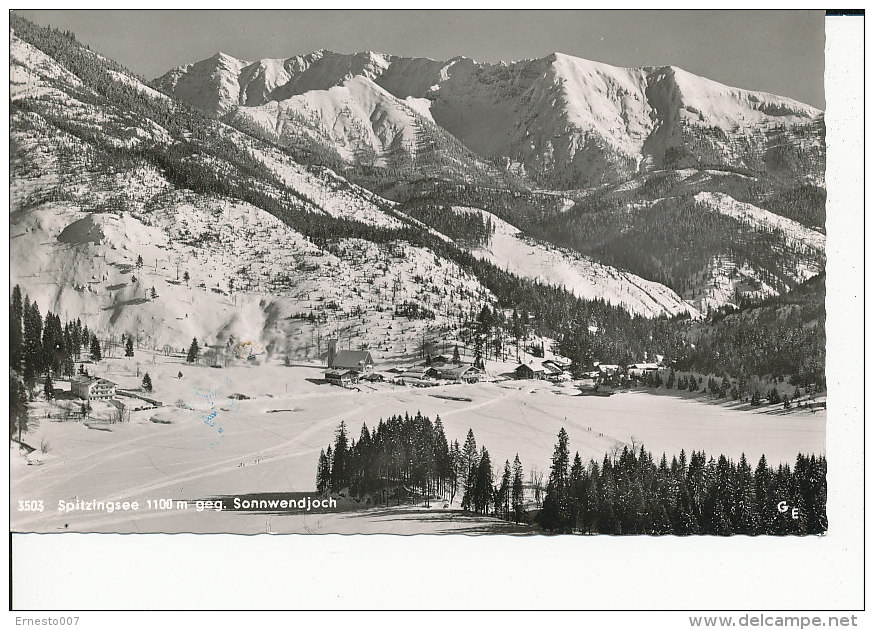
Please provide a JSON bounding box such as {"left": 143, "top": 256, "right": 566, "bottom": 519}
{"left": 10, "top": 14, "right": 826, "bottom": 388}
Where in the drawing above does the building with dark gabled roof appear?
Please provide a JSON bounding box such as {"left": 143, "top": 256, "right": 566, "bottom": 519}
{"left": 515, "top": 362, "right": 546, "bottom": 380}
{"left": 327, "top": 339, "right": 374, "bottom": 372}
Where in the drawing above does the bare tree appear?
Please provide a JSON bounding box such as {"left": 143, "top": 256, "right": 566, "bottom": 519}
{"left": 529, "top": 466, "right": 544, "bottom": 508}
{"left": 610, "top": 442, "right": 624, "bottom": 466}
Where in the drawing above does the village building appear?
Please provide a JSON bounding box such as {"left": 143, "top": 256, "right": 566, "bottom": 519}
{"left": 516, "top": 359, "right": 568, "bottom": 381}
{"left": 71, "top": 377, "right": 117, "bottom": 400}
{"left": 435, "top": 364, "right": 482, "bottom": 383}
{"left": 324, "top": 369, "right": 359, "bottom": 387}
{"left": 540, "top": 359, "right": 572, "bottom": 382}
{"left": 596, "top": 363, "right": 621, "bottom": 376}
{"left": 627, "top": 362, "right": 660, "bottom": 378}
{"left": 515, "top": 362, "right": 546, "bottom": 380}
{"left": 327, "top": 340, "right": 375, "bottom": 373}
{"left": 401, "top": 366, "right": 438, "bottom": 381}
{"left": 547, "top": 356, "right": 572, "bottom": 369}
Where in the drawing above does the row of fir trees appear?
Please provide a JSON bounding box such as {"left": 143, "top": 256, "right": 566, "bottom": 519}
{"left": 316, "top": 415, "right": 526, "bottom": 522}
{"left": 539, "top": 428, "right": 827, "bottom": 536}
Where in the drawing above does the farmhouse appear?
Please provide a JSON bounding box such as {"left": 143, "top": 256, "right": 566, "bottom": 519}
{"left": 324, "top": 369, "right": 359, "bottom": 387}
{"left": 436, "top": 364, "right": 482, "bottom": 383}
{"left": 628, "top": 362, "right": 660, "bottom": 377}
{"left": 596, "top": 363, "right": 620, "bottom": 376}
{"left": 516, "top": 359, "right": 568, "bottom": 381}
{"left": 544, "top": 363, "right": 570, "bottom": 382}
{"left": 71, "top": 377, "right": 117, "bottom": 400}
{"left": 401, "top": 366, "right": 438, "bottom": 381}
{"left": 515, "top": 362, "right": 546, "bottom": 380}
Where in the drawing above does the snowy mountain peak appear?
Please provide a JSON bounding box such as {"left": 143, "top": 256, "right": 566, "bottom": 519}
{"left": 156, "top": 47, "right": 823, "bottom": 188}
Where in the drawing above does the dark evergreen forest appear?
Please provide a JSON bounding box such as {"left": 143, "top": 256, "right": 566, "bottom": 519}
{"left": 538, "top": 428, "right": 826, "bottom": 536}
{"left": 316, "top": 415, "right": 526, "bottom": 521}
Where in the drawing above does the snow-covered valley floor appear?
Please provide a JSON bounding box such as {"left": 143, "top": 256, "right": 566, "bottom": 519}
{"left": 11, "top": 353, "right": 825, "bottom": 534}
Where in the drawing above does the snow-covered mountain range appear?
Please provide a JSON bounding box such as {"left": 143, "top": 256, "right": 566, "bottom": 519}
{"left": 155, "top": 49, "right": 824, "bottom": 188}
{"left": 9, "top": 14, "right": 826, "bottom": 359}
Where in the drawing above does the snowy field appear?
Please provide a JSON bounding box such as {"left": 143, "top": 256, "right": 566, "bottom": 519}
{"left": 11, "top": 353, "right": 825, "bottom": 534}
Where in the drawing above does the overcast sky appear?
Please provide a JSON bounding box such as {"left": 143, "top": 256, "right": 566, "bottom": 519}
{"left": 15, "top": 9, "right": 826, "bottom": 109}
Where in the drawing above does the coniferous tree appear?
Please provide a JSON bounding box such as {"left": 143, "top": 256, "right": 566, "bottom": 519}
{"left": 512, "top": 453, "right": 525, "bottom": 523}
{"left": 449, "top": 439, "right": 462, "bottom": 504}
{"left": 125, "top": 335, "right": 134, "bottom": 357}
{"left": 498, "top": 460, "right": 512, "bottom": 520}
{"left": 186, "top": 338, "right": 200, "bottom": 363}
{"left": 23, "top": 300, "right": 42, "bottom": 386}
{"left": 432, "top": 416, "right": 450, "bottom": 499}
{"left": 90, "top": 334, "right": 102, "bottom": 362}
{"left": 569, "top": 451, "right": 585, "bottom": 531}
{"left": 474, "top": 446, "right": 493, "bottom": 514}
{"left": 732, "top": 453, "right": 758, "bottom": 534}
{"left": 43, "top": 373, "right": 54, "bottom": 400}
{"left": 541, "top": 427, "right": 572, "bottom": 532}
{"left": 330, "top": 421, "right": 349, "bottom": 491}
{"left": 316, "top": 448, "right": 331, "bottom": 494}
{"left": 461, "top": 428, "right": 479, "bottom": 511}
{"left": 142, "top": 373, "right": 153, "bottom": 392}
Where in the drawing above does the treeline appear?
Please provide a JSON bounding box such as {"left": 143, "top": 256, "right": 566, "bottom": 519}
{"left": 539, "top": 428, "right": 827, "bottom": 535}
{"left": 316, "top": 416, "right": 525, "bottom": 521}
{"left": 675, "top": 274, "right": 826, "bottom": 390}
{"left": 400, "top": 202, "right": 495, "bottom": 246}
{"left": 393, "top": 181, "right": 566, "bottom": 231}
{"left": 630, "top": 368, "right": 817, "bottom": 407}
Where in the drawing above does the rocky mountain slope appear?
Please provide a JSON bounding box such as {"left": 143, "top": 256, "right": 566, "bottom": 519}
{"left": 11, "top": 15, "right": 706, "bottom": 364}
{"left": 154, "top": 46, "right": 826, "bottom": 313}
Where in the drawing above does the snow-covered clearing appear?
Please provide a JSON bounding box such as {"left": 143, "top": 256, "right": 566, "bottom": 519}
{"left": 11, "top": 352, "right": 824, "bottom": 533}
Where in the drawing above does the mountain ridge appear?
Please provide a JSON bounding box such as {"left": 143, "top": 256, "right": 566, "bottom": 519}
{"left": 155, "top": 48, "right": 823, "bottom": 190}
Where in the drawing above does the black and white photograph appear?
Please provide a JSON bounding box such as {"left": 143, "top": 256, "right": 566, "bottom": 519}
{"left": 7, "top": 9, "right": 837, "bottom": 542}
